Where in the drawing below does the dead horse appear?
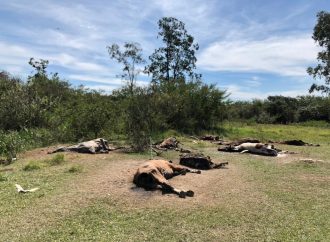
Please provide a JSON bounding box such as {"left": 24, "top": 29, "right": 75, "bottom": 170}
{"left": 133, "top": 159, "right": 201, "bottom": 198}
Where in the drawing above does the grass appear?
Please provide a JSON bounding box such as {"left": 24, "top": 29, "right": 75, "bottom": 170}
{"left": 0, "top": 123, "right": 329, "bottom": 241}
{"left": 46, "top": 153, "right": 65, "bottom": 166}
{"left": 0, "top": 173, "right": 7, "bottom": 181}
{"left": 67, "top": 164, "right": 83, "bottom": 173}
{"left": 222, "top": 121, "right": 330, "bottom": 144}
{"left": 22, "top": 161, "right": 42, "bottom": 171}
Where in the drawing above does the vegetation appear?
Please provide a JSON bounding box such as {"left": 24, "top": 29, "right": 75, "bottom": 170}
{"left": 22, "top": 161, "right": 42, "bottom": 171}
{"left": 226, "top": 95, "right": 330, "bottom": 124}
{"left": 308, "top": 11, "right": 330, "bottom": 94}
{"left": 146, "top": 17, "right": 201, "bottom": 83}
{"left": 67, "top": 164, "right": 83, "bottom": 173}
{"left": 46, "top": 154, "right": 66, "bottom": 166}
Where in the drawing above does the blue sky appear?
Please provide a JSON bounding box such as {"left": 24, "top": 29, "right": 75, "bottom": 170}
{"left": 1, "top": 0, "right": 329, "bottom": 100}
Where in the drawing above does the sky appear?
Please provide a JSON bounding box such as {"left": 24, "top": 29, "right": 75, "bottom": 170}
{"left": 1, "top": 0, "right": 329, "bottom": 100}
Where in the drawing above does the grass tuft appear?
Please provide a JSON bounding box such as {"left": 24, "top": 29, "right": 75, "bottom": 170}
{"left": 67, "top": 164, "right": 83, "bottom": 173}
{"left": 46, "top": 154, "right": 65, "bottom": 166}
{"left": 0, "top": 174, "right": 7, "bottom": 181}
{"left": 23, "top": 161, "right": 42, "bottom": 171}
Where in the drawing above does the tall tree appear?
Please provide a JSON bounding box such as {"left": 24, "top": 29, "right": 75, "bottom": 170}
{"left": 107, "top": 42, "right": 145, "bottom": 94}
{"left": 146, "top": 17, "right": 200, "bottom": 85}
{"left": 307, "top": 11, "right": 330, "bottom": 95}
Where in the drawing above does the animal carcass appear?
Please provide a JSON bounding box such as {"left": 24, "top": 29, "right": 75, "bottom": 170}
{"left": 158, "top": 137, "right": 179, "bottom": 149}
{"left": 218, "top": 142, "right": 278, "bottom": 156}
{"left": 133, "top": 159, "right": 201, "bottom": 198}
{"left": 180, "top": 153, "right": 228, "bottom": 169}
{"left": 49, "top": 138, "right": 112, "bottom": 154}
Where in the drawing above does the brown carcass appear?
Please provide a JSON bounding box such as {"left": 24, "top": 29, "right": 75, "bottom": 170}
{"left": 133, "top": 159, "right": 201, "bottom": 198}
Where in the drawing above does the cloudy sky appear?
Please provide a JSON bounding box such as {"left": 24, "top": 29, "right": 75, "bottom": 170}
{"left": 1, "top": 0, "right": 329, "bottom": 100}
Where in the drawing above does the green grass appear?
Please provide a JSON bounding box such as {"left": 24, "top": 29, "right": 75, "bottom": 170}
{"left": 0, "top": 123, "right": 329, "bottom": 241}
{"left": 67, "top": 164, "right": 83, "bottom": 173}
{"left": 0, "top": 173, "right": 8, "bottom": 181}
{"left": 222, "top": 121, "right": 330, "bottom": 144}
{"left": 22, "top": 161, "right": 42, "bottom": 171}
{"left": 46, "top": 153, "right": 65, "bottom": 166}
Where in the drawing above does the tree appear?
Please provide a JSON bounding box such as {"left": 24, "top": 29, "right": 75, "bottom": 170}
{"left": 146, "top": 17, "right": 200, "bottom": 85}
{"left": 107, "top": 42, "right": 145, "bottom": 94}
{"left": 307, "top": 11, "right": 330, "bottom": 95}
{"left": 266, "top": 96, "right": 298, "bottom": 124}
{"left": 107, "top": 42, "right": 150, "bottom": 151}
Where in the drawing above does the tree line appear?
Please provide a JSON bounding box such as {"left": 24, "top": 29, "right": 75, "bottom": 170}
{"left": 226, "top": 96, "right": 330, "bottom": 124}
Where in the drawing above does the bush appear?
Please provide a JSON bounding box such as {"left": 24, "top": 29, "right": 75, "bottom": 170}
{"left": 0, "top": 131, "right": 25, "bottom": 164}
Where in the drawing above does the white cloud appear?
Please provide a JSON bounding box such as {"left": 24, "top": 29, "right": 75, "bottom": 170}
{"left": 68, "top": 74, "right": 124, "bottom": 85}
{"left": 221, "top": 84, "right": 310, "bottom": 101}
{"left": 82, "top": 85, "right": 117, "bottom": 93}
{"left": 68, "top": 74, "right": 149, "bottom": 87}
{"left": 244, "top": 80, "right": 262, "bottom": 87}
{"left": 198, "top": 34, "right": 318, "bottom": 77}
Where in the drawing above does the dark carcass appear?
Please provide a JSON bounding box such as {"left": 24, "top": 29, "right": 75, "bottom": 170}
{"left": 180, "top": 153, "right": 228, "bottom": 170}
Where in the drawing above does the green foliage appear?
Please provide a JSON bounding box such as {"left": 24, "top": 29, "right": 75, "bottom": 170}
{"left": 307, "top": 11, "right": 330, "bottom": 94}
{"left": 107, "top": 42, "right": 145, "bottom": 93}
{"left": 46, "top": 154, "right": 65, "bottom": 166}
{"left": 146, "top": 17, "right": 200, "bottom": 84}
{"left": 0, "top": 131, "right": 25, "bottom": 163}
{"left": 227, "top": 96, "right": 330, "bottom": 124}
{"left": 150, "top": 79, "right": 227, "bottom": 132}
{"left": 23, "top": 161, "right": 42, "bottom": 171}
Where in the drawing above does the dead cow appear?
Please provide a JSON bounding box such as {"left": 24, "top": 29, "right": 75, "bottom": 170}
{"left": 199, "top": 135, "right": 219, "bottom": 141}
{"left": 279, "top": 140, "right": 320, "bottom": 147}
{"left": 49, "top": 138, "right": 112, "bottom": 154}
{"left": 180, "top": 153, "right": 228, "bottom": 169}
{"left": 158, "top": 137, "right": 179, "bottom": 149}
{"left": 133, "top": 159, "right": 201, "bottom": 198}
{"left": 218, "top": 142, "right": 278, "bottom": 156}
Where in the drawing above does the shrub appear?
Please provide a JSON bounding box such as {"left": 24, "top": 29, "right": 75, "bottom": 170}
{"left": 0, "top": 131, "right": 25, "bottom": 164}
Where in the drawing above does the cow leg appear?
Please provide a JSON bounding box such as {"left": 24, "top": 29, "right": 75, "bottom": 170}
{"left": 169, "top": 163, "right": 201, "bottom": 175}
{"left": 151, "top": 171, "right": 194, "bottom": 198}
{"left": 160, "top": 182, "right": 194, "bottom": 198}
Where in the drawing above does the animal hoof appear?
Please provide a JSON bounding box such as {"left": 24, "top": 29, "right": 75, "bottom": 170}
{"left": 179, "top": 191, "right": 186, "bottom": 198}
{"left": 186, "top": 190, "right": 194, "bottom": 197}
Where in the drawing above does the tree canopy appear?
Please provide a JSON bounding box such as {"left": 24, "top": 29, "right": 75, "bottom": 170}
{"left": 307, "top": 11, "right": 330, "bottom": 95}
{"left": 146, "top": 17, "right": 200, "bottom": 85}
